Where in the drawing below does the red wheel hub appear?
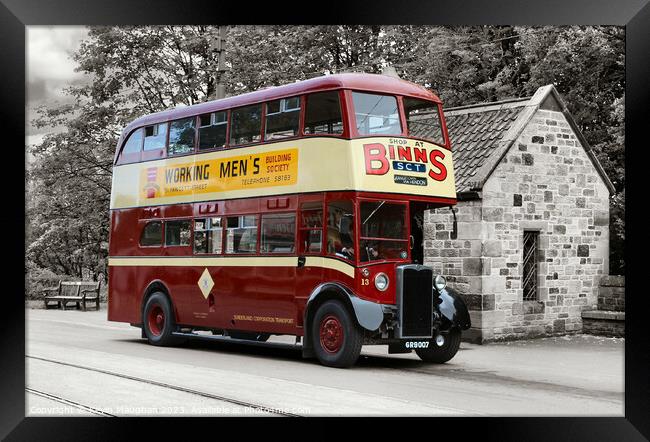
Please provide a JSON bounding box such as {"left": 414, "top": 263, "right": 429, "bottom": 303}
{"left": 148, "top": 305, "right": 165, "bottom": 337}
{"left": 319, "top": 315, "right": 344, "bottom": 354}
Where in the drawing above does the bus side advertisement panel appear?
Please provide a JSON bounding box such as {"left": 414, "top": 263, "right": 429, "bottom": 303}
{"left": 109, "top": 137, "right": 455, "bottom": 209}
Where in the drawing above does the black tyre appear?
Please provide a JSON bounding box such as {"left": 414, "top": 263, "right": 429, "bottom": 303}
{"left": 143, "top": 292, "right": 184, "bottom": 346}
{"left": 415, "top": 329, "right": 461, "bottom": 363}
{"left": 311, "top": 300, "right": 363, "bottom": 368}
{"left": 228, "top": 331, "right": 270, "bottom": 342}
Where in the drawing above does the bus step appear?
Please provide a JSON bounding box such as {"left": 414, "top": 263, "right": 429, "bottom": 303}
{"left": 171, "top": 331, "right": 303, "bottom": 351}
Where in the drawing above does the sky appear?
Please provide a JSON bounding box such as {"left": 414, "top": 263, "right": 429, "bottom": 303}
{"left": 26, "top": 26, "right": 89, "bottom": 147}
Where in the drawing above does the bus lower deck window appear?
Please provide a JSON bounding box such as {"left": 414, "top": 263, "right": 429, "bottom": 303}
{"left": 225, "top": 215, "right": 258, "bottom": 254}
{"left": 140, "top": 221, "right": 162, "bottom": 247}
{"left": 359, "top": 201, "right": 408, "bottom": 262}
{"left": 327, "top": 200, "right": 355, "bottom": 260}
{"left": 194, "top": 217, "right": 223, "bottom": 254}
{"left": 261, "top": 213, "right": 296, "bottom": 254}
{"left": 165, "top": 220, "right": 191, "bottom": 246}
{"left": 299, "top": 201, "right": 323, "bottom": 254}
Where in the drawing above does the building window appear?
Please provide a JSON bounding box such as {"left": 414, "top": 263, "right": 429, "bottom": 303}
{"left": 265, "top": 97, "right": 300, "bottom": 140}
{"left": 165, "top": 220, "right": 191, "bottom": 246}
{"left": 522, "top": 231, "right": 539, "bottom": 301}
{"left": 199, "top": 111, "right": 227, "bottom": 151}
{"left": 304, "top": 91, "right": 343, "bottom": 135}
{"left": 168, "top": 117, "right": 196, "bottom": 156}
{"left": 352, "top": 92, "right": 402, "bottom": 136}
{"left": 230, "top": 105, "right": 262, "bottom": 145}
{"left": 225, "top": 215, "right": 258, "bottom": 254}
{"left": 261, "top": 213, "right": 296, "bottom": 254}
{"left": 140, "top": 221, "right": 162, "bottom": 247}
{"left": 194, "top": 217, "right": 223, "bottom": 254}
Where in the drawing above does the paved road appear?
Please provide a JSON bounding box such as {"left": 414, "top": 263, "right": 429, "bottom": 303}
{"left": 26, "top": 307, "right": 624, "bottom": 416}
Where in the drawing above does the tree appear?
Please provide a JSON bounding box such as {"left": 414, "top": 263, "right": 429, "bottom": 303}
{"left": 27, "top": 25, "right": 626, "bottom": 286}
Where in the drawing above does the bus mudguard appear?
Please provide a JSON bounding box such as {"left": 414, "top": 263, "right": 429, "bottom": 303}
{"left": 305, "top": 283, "right": 384, "bottom": 332}
{"left": 302, "top": 282, "right": 384, "bottom": 358}
{"left": 435, "top": 286, "right": 471, "bottom": 331}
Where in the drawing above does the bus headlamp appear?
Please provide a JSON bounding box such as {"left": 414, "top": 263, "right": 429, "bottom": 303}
{"left": 374, "top": 273, "right": 389, "bottom": 291}
{"left": 434, "top": 275, "right": 447, "bottom": 291}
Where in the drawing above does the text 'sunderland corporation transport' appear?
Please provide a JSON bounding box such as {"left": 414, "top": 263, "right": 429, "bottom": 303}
{"left": 108, "top": 73, "right": 471, "bottom": 368}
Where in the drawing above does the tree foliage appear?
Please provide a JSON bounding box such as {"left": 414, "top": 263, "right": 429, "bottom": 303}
{"left": 27, "top": 25, "right": 626, "bottom": 286}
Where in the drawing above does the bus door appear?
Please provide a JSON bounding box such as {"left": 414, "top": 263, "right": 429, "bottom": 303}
{"left": 295, "top": 200, "right": 325, "bottom": 328}
{"left": 409, "top": 202, "right": 428, "bottom": 265}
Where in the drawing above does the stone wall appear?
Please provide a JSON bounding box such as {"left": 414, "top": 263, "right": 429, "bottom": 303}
{"left": 581, "top": 275, "right": 624, "bottom": 337}
{"left": 582, "top": 311, "right": 625, "bottom": 337}
{"left": 598, "top": 275, "right": 625, "bottom": 311}
{"left": 424, "top": 200, "right": 484, "bottom": 342}
{"left": 425, "top": 108, "right": 611, "bottom": 343}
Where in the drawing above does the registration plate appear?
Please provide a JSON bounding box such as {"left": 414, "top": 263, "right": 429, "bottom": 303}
{"left": 388, "top": 340, "right": 432, "bottom": 353}
{"left": 405, "top": 341, "right": 430, "bottom": 349}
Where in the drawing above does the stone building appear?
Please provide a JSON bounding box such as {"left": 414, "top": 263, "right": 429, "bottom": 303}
{"left": 424, "top": 84, "right": 615, "bottom": 343}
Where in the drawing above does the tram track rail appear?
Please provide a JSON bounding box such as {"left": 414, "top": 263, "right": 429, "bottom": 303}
{"left": 26, "top": 355, "right": 303, "bottom": 417}
{"left": 26, "top": 387, "right": 116, "bottom": 417}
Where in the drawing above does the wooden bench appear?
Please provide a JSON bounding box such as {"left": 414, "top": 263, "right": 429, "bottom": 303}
{"left": 42, "top": 281, "right": 102, "bottom": 311}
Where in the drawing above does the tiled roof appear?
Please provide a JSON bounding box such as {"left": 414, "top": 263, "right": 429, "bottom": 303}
{"left": 421, "top": 84, "right": 614, "bottom": 196}
{"left": 444, "top": 99, "right": 528, "bottom": 193}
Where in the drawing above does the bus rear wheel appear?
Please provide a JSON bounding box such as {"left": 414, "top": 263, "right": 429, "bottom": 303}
{"left": 143, "top": 292, "right": 184, "bottom": 346}
{"left": 311, "top": 300, "right": 363, "bottom": 368}
{"left": 415, "top": 329, "right": 461, "bottom": 363}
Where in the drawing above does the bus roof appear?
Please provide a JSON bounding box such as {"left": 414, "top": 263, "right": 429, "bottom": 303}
{"left": 121, "top": 73, "right": 441, "bottom": 136}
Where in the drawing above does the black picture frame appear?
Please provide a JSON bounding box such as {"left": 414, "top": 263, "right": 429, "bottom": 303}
{"left": 3, "top": 0, "right": 647, "bottom": 439}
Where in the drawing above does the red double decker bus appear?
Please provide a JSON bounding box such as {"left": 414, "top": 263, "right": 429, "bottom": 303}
{"left": 108, "top": 73, "right": 470, "bottom": 368}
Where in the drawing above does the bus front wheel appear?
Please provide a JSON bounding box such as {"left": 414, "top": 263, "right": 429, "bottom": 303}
{"left": 143, "top": 292, "right": 183, "bottom": 346}
{"left": 311, "top": 300, "right": 363, "bottom": 368}
{"left": 415, "top": 329, "right": 461, "bottom": 363}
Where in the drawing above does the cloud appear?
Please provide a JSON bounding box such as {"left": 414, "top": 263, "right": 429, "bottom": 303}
{"left": 27, "top": 26, "right": 90, "bottom": 103}
{"left": 26, "top": 26, "right": 90, "bottom": 136}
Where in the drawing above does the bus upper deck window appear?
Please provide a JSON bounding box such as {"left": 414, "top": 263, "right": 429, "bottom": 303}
{"left": 144, "top": 123, "right": 167, "bottom": 151}
{"left": 230, "top": 105, "right": 262, "bottom": 146}
{"left": 119, "top": 128, "right": 143, "bottom": 163}
{"left": 199, "top": 111, "right": 227, "bottom": 151}
{"left": 168, "top": 117, "right": 196, "bottom": 156}
{"left": 304, "top": 91, "right": 343, "bottom": 135}
{"left": 352, "top": 92, "right": 401, "bottom": 136}
{"left": 265, "top": 97, "right": 300, "bottom": 140}
{"left": 404, "top": 97, "right": 445, "bottom": 146}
